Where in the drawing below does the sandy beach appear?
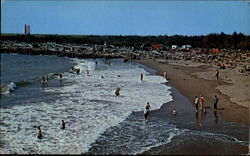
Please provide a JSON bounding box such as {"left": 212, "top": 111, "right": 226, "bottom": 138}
{"left": 134, "top": 58, "right": 249, "bottom": 155}
{"left": 135, "top": 58, "right": 250, "bottom": 126}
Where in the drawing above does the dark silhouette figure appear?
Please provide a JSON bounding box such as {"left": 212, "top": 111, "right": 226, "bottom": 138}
{"left": 37, "top": 126, "right": 42, "bottom": 139}
{"left": 115, "top": 87, "right": 120, "bottom": 96}
{"left": 215, "top": 69, "right": 219, "bottom": 80}
{"left": 214, "top": 95, "right": 219, "bottom": 110}
{"left": 60, "top": 120, "right": 65, "bottom": 130}
{"left": 144, "top": 102, "right": 151, "bottom": 122}
{"left": 140, "top": 73, "right": 143, "bottom": 81}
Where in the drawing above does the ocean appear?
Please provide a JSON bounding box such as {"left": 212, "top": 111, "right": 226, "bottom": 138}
{"left": 0, "top": 53, "right": 173, "bottom": 154}
{"left": 0, "top": 53, "right": 248, "bottom": 154}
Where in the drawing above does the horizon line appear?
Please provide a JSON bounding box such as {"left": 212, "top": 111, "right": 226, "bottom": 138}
{"left": 1, "top": 32, "right": 249, "bottom": 37}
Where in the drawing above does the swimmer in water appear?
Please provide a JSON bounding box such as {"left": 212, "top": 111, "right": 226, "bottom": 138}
{"left": 37, "top": 126, "right": 42, "bottom": 139}
{"left": 140, "top": 73, "right": 143, "bottom": 81}
{"left": 60, "top": 120, "right": 65, "bottom": 130}
{"left": 172, "top": 108, "right": 177, "bottom": 115}
{"left": 76, "top": 69, "right": 80, "bottom": 75}
{"left": 42, "top": 76, "right": 47, "bottom": 83}
{"left": 115, "top": 87, "right": 120, "bottom": 96}
{"left": 144, "top": 102, "right": 151, "bottom": 123}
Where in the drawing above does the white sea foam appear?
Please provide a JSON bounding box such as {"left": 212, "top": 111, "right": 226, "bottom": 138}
{"left": 0, "top": 82, "right": 17, "bottom": 95}
{"left": 0, "top": 58, "right": 173, "bottom": 154}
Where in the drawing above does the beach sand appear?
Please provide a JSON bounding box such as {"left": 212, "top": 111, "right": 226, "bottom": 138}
{"left": 135, "top": 58, "right": 249, "bottom": 126}
{"left": 134, "top": 58, "right": 249, "bottom": 155}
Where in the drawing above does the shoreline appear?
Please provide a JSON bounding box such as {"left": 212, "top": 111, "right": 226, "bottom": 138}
{"left": 133, "top": 59, "right": 249, "bottom": 155}
{"left": 1, "top": 53, "right": 249, "bottom": 154}
{"left": 134, "top": 58, "right": 249, "bottom": 126}
{"left": 141, "top": 84, "right": 249, "bottom": 155}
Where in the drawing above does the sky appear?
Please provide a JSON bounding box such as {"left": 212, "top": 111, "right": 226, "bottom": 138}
{"left": 1, "top": 0, "right": 250, "bottom": 36}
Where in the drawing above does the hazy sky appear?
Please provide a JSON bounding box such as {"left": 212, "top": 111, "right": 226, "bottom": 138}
{"left": 2, "top": 0, "right": 250, "bottom": 36}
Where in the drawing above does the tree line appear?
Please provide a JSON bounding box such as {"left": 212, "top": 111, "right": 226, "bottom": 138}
{"left": 1, "top": 32, "right": 250, "bottom": 50}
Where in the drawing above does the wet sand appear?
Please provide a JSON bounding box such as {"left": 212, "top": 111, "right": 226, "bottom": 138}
{"left": 140, "top": 84, "right": 249, "bottom": 155}
{"left": 135, "top": 59, "right": 249, "bottom": 126}
{"left": 134, "top": 59, "right": 249, "bottom": 155}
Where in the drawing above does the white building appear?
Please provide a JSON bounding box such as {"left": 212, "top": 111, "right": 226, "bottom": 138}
{"left": 171, "top": 45, "right": 178, "bottom": 50}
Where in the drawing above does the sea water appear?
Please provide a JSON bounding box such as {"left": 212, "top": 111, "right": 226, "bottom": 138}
{"left": 1, "top": 53, "right": 248, "bottom": 154}
{"left": 0, "top": 53, "right": 173, "bottom": 154}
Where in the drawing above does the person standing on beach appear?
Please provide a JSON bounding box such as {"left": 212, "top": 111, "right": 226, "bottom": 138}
{"left": 194, "top": 96, "right": 199, "bottom": 112}
{"left": 140, "top": 73, "right": 143, "bottom": 81}
{"left": 199, "top": 95, "right": 205, "bottom": 113}
{"left": 144, "top": 102, "right": 151, "bottom": 123}
{"left": 215, "top": 69, "right": 219, "bottom": 80}
{"left": 164, "top": 72, "right": 167, "bottom": 79}
{"left": 214, "top": 95, "right": 219, "bottom": 110}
